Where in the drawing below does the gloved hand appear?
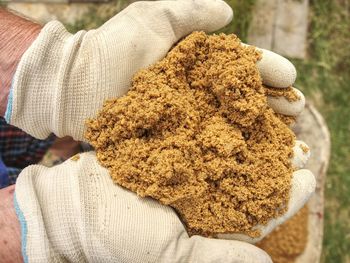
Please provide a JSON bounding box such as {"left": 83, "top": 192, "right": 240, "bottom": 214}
{"left": 15, "top": 152, "right": 273, "bottom": 263}
{"left": 10, "top": 0, "right": 316, "bottom": 260}
{"left": 8, "top": 0, "right": 304, "bottom": 142}
{"left": 6, "top": 0, "right": 233, "bottom": 141}
{"left": 14, "top": 146, "right": 314, "bottom": 262}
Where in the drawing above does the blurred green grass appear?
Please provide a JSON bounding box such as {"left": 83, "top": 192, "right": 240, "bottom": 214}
{"left": 293, "top": 1, "right": 350, "bottom": 262}
{"left": 216, "top": 0, "right": 256, "bottom": 42}
{"left": 65, "top": 0, "right": 130, "bottom": 33}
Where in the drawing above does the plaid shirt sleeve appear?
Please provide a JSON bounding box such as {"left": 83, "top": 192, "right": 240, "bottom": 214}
{"left": 0, "top": 157, "right": 9, "bottom": 188}
{"left": 0, "top": 117, "right": 55, "bottom": 188}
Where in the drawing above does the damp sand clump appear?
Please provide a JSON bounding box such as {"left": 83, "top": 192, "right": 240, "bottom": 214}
{"left": 257, "top": 206, "right": 309, "bottom": 263}
{"left": 86, "top": 32, "right": 296, "bottom": 237}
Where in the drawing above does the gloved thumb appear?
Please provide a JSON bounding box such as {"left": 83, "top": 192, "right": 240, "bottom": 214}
{"left": 187, "top": 235, "right": 272, "bottom": 263}
{"left": 103, "top": 0, "right": 233, "bottom": 40}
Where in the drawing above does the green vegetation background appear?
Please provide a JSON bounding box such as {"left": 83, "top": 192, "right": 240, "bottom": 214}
{"left": 295, "top": 1, "right": 350, "bottom": 262}
{"left": 64, "top": 0, "right": 350, "bottom": 261}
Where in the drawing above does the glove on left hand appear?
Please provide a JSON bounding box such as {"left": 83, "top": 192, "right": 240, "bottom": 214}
{"left": 6, "top": 0, "right": 233, "bottom": 141}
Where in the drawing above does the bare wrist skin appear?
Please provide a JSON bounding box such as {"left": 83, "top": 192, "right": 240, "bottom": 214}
{"left": 0, "top": 185, "right": 23, "bottom": 263}
{"left": 50, "top": 136, "right": 81, "bottom": 159}
{"left": 0, "top": 8, "right": 42, "bottom": 116}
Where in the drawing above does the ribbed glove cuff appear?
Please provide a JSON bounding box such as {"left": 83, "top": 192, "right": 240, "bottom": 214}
{"left": 14, "top": 159, "right": 86, "bottom": 262}
{"left": 8, "top": 21, "right": 85, "bottom": 139}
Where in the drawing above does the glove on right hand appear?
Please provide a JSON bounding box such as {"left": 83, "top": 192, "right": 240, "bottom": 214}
{"left": 15, "top": 152, "right": 272, "bottom": 263}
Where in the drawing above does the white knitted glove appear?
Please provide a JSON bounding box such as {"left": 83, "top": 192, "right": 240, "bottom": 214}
{"left": 7, "top": 0, "right": 305, "bottom": 142}
{"left": 14, "top": 145, "right": 315, "bottom": 263}
{"left": 6, "top": 0, "right": 233, "bottom": 141}
{"left": 14, "top": 152, "right": 273, "bottom": 263}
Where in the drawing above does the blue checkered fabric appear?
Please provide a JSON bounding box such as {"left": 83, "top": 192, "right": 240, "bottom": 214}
{"left": 0, "top": 117, "right": 55, "bottom": 188}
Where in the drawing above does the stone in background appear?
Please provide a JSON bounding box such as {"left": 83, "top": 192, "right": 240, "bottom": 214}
{"left": 248, "top": 0, "right": 309, "bottom": 59}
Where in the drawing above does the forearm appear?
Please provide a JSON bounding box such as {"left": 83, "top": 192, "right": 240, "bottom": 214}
{"left": 0, "top": 8, "right": 42, "bottom": 116}
{"left": 0, "top": 185, "right": 23, "bottom": 263}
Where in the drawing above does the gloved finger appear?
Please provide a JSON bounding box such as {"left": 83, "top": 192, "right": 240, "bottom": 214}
{"left": 217, "top": 169, "right": 316, "bottom": 243}
{"left": 241, "top": 44, "right": 296, "bottom": 88}
{"left": 292, "top": 140, "right": 311, "bottom": 169}
{"left": 255, "top": 48, "right": 297, "bottom": 88}
{"left": 112, "top": 0, "right": 233, "bottom": 39}
{"left": 188, "top": 235, "right": 272, "bottom": 263}
{"left": 267, "top": 87, "right": 305, "bottom": 116}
